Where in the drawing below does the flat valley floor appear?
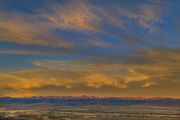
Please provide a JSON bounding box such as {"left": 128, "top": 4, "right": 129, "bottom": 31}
{"left": 0, "top": 106, "right": 180, "bottom": 120}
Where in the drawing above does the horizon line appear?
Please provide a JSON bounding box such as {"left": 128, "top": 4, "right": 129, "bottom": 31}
{"left": 1, "top": 95, "right": 180, "bottom": 99}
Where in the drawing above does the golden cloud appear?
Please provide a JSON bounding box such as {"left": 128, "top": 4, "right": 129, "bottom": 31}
{"left": 42, "top": 0, "right": 100, "bottom": 31}
{"left": 0, "top": 47, "right": 179, "bottom": 97}
{"left": 0, "top": 1, "right": 177, "bottom": 97}
{"left": 0, "top": 62, "right": 156, "bottom": 96}
{"left": 0, "top": 11, "right": 73, "bottom": 49}
{"left": 0, "top": 0, "right": 166, "bottom": 50}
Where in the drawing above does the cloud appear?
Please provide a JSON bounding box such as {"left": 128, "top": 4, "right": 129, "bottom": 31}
{"left": 0, "top": 12, "right": 74, "bottom": 49}
{"left": 0, "top": 0, "right": 168, "bottom": 50}
{"left": 0, "top": 47, "right": 179, "bottom": 97}
{"left": 84, "top": 73, "right": 126, "bottom": 89}
{"left": 0, "top": 8, "right": 114, "bottom": 53}
{"left": 0, "top": 59, "right": 151, "bottom": 97}
{"left": 142, "top": 82, "right": 157, "bottom": 88}
{"left": 0, "top": 49, "right": 59, "bottom": 56}
{"left": 0, "top": 0, "right": 179, "bottom": 97}
{"left": 120, "top": 2, "right": 162, "bottom": 30}
{"left": 96, "top": 0, "right": 165, "bottom": 31}
{"left": 0, "top": 56, "right": 154, "bottom": 88}
{"left": 41, "top": 0, "right": 100, "bottom": 31}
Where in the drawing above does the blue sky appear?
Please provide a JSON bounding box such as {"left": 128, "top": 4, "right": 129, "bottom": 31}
{"left": 0, "top": 0, "right": 179, "bottom": 97}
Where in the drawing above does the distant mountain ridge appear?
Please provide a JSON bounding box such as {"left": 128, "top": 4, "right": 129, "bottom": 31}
{"left": 0, "top": 96, "right": 180, "bottom": 108}
{"left": 1, "top": 95, "right": 180, "bottom": 99}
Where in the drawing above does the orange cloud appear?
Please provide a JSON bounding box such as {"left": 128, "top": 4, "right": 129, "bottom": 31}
{"left": 0, "top": 53, "right": 179, "bottom": 97}
{"left": 142, "top": 82, "right": 157, "bottom": 88}
{"left": 0, "top": 60, "right": 157, "bottom": 92}
{"left": 84, "top": 73, "right": 126, "bottom": 89}
{"left": 0, "top": 10, "right": 73, "bottom": 49}
{"left": 0, "top": 0, "right": 167, "bottom": 51}
{"left": 42, "top": 0, "right": 100, "bottom": 31}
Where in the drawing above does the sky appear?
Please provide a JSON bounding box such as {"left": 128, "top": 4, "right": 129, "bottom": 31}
{"left": 0, "top": 0, "right": 180, "bottom": 98}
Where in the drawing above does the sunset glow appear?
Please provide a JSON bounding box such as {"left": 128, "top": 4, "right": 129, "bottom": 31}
{"left": 0, "top": 0, "right": 180, "bottom": 98}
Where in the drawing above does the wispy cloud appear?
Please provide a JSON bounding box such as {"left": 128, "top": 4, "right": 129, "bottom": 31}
{"left": 1, "top": 47, "right": 179, "bottom": 97}
{"left": 0, "top": 10, "right": 73, "bottom": 49}
{"left": 0, "top": 0, "right": 179, "bottom": 97}
{"left": 0, "top": 0, "right": 168, "bottom": 50}
{"left": 41, "top": 0, "right": 100, "bottom": 31}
